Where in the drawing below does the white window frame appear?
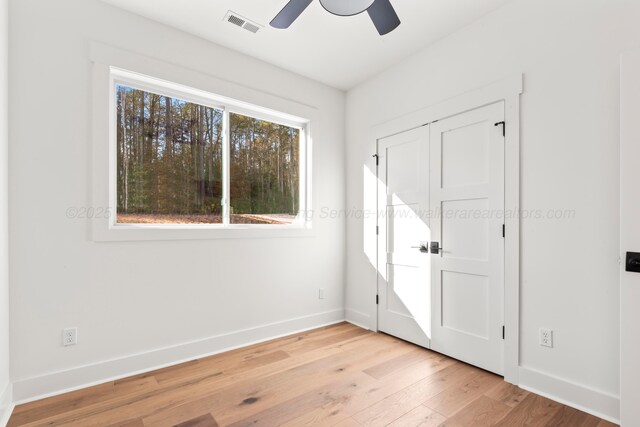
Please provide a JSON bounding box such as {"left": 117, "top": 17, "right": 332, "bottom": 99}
{"left": 91, "top": 44, "right": 316, "bottom": 241}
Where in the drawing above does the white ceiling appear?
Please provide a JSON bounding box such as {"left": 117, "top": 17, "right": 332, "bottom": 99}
{"left": 99, "top": 0, "right": 513, "bottom": 90}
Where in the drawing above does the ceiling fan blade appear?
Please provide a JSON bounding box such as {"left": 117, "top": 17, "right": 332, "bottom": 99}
{"left": 270, "top": 0, "right": 314, "bottom": 29}
{"left": 367, "top": 0, "right": 400, "bottom": 35}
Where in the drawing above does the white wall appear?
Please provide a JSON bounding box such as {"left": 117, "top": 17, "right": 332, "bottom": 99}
{"left": 0, "top": 0, "right": 11, "bottom": 421}
{"left": 9, "top": 0, "right": 345, "bottom": 401}
{"left": 346, "top": 0, "right": 639, "bottom": 421}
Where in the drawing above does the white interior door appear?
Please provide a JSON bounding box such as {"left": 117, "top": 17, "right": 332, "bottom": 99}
{"left": 429, "top": 102, "right": 505, "bottom": 375}
{"left": 620, "top": 49, "right": 640, "bottom": 426}
{"left": 377, "top": 126, "right": 431, "bottom": 348}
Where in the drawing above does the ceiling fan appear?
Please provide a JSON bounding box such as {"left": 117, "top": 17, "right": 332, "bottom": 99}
{"left": 270, "top": 0, "right": 401, "bottom": 36}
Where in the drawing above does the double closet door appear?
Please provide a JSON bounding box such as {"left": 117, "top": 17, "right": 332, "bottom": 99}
{"left": 377, "top": 102, "right": 505, "bottom": 375}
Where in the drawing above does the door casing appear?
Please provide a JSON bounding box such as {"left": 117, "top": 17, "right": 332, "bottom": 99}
{"left": 371, "top": 75, "right": 522, "bottom": 384}
{"left": 620, "top": 49, "right": 640, "bottom": 426}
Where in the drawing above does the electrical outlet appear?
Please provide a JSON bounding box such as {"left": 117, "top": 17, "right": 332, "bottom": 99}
{"left": 539, "top": 328, "right": 553, "bottom": 348}
{"left": 63, "top": 327, "right": 77, "bottom": 347}
{"left": 319, "top": 288, "right": 325, "bottom": 300}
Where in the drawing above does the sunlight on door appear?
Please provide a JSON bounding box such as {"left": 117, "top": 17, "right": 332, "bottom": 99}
{"left": 376, "top": 126, "right": 431, "bottom": 348}
{"left": 387, "top": 195, "right": 431, "bottom": 336}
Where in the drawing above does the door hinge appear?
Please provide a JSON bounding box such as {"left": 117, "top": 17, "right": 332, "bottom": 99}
{"left": 502, "top": 224, "right": 505, "bottom": 238}
{"left": 372, "top": 154, "right": 379, "bottom": 166}
{"left": 495, "top": 121, "right": 506, "bottom": 137}
{"left": 502, "top": 325, "right": 505, "bottom": 340}
{"left": 376, "top": 295, "right": 379, "bottom": 305}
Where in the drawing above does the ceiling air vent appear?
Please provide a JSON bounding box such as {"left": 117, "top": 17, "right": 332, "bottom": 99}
{"left": 243, "top": 22, "right": 261, "bottom": 34}
{"left": 224, "top": 11, "right": 262, "bottom": 34}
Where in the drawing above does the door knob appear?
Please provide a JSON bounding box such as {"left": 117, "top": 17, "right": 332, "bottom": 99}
{"left": 430, "top": 241, "right": 443, "bottom": 255}
{"left": 411, "top": 244, "right": 429, "bottom": 254}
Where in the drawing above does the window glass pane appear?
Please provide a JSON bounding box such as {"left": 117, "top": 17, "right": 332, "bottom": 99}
{"left": 116, "top": 85, "right": 223, "bottom": 224}
{"left": 229, "top": 113, "right": 300, "bottom": 225}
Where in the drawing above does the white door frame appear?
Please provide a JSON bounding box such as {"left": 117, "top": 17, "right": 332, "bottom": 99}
{"left": 370, "top": 74, "right": 523, "bottom": 384}
{"left": 620, "top": 49, "right": 640, "bottom": 426}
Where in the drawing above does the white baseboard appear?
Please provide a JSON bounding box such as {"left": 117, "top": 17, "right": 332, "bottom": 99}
{"left": 518, "top": 366, "right": 620, "bottom": 424}
{"left": 12, "top": 309, "right": 345, "bottom": 404}
{"left": 345, "top": 308, "right": 371, "bottom": 330}
{"left": 0, "top": 382, "right": 13, "bottom": 427}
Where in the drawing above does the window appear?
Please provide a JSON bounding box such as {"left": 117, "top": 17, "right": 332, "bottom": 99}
{"left": 229, "top": 113, "right": 300, "bottom": 225}
{"left": 116, "top": 85, "right": 224, "bottom": 224}
{"left": 111, "top": 70, "right": 309, "bottom": 228}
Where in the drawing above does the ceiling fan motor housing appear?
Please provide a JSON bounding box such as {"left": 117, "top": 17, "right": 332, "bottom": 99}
{"left": 319, "top": 0, "right": 376, "bottom": 16}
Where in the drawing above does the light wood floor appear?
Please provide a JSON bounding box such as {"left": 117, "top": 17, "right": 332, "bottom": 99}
{"left": 8, "top": 323, "right": 616, "bottom": 427}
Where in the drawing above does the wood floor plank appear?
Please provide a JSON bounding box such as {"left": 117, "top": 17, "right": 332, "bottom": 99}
{"left": 386, "top": 405, "right": 446, "bottom": 427}
{"left": 226, "top": 373, "right": 377, "bottom": 427}
{"left": 352, "top": 363, "right": 471, "bottom": 426}
{"left": 284, "top": 353, "right": 461, "bottom": 426}
{"left": 493, "top": 394, "right": 563, "bottom": 427}
{"left": 484, "top": 381, "right": 530, "bottom": 408}
{"left": 440, "top": 395, "right": 511, "bottom": 426}
{"left": 123, "top": 323, "right": 358, "bottom": 386}
{"left": 105, "top": 418, "right": 145, "bottom": 427}
{"left": 544, "top": 405, "right": 602, "bottom": 427}
{"left": 362, "top": 347, "right": 436, "bottom": 380}
{"left": 152, "top": 327, "right": 375, "bottom": 392}
{"left": 151, "top": 324, "right": 369, "bottom": 387}
{"left": 6, "top": 324, "right": 614, "bottom": 427}
{"left": 153, "top": 349, "right": 290, "bottom": 385}
{"left": 172, "top": 413, "right": 219, "bottom": 427}
{"left": 278, "top": 326, "right": 373, "bottom": 355}
{"left": 332, "top": 418, "right": 363, "bottom": 427}
{"left": 422, "top": 368, "right": 502, "bottom": 417}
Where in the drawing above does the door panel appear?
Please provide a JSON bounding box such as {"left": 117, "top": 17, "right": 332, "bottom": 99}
{"left": 387, "top": 265, "right": 421, "bottom": 317}
{"left": 430, "top": 102, "right": 505, "bottom": 375}
{"left": 377, "top": 126, "right": 430, "bottom": 348}
{"left": 442, "top": 198, "right": 490, "bottom": 261}
{"left": 442, "top": 271, "right": 490, "bottom": 339}
{"left": 387, "top": 139, "right": 422, "bottom": 197}
{"left": 441, "top": 121, "right": 490, "bottom": 188}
